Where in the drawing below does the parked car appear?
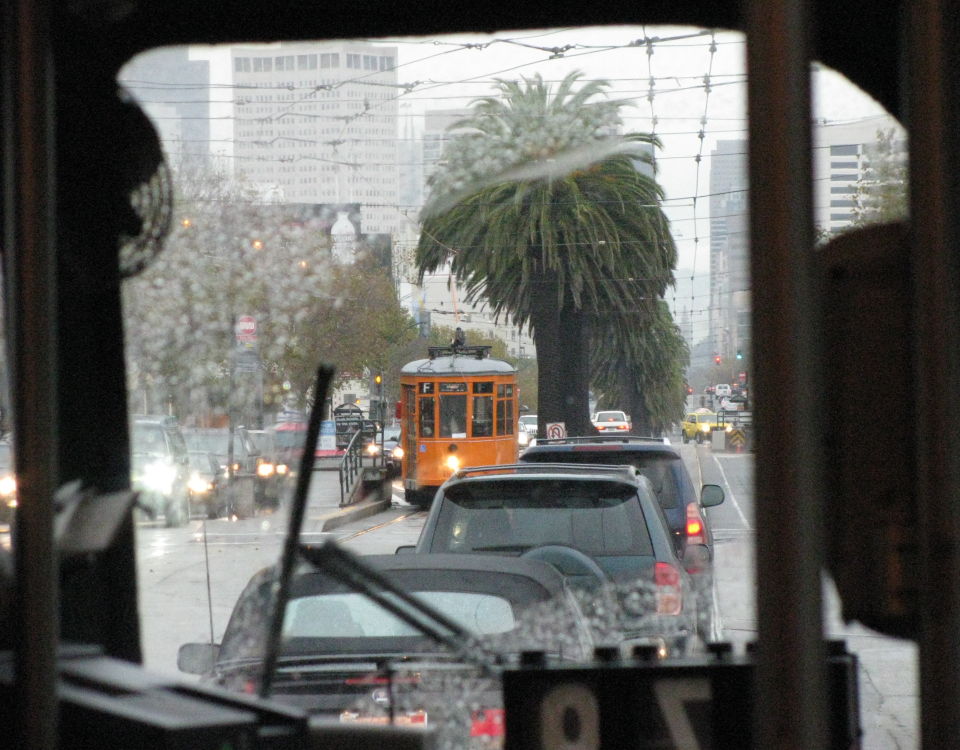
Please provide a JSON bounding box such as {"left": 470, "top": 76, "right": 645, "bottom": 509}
{"left": 130, "top": 416, "right": 191, "bottom": 526}
{"left": 177, "top": 552, "right": 595, "bottom": 744}
{"left": 591, "top": 410, "right": 632, "bottom": 432}
{"left": 409, "top": 463, "right": 704, "bottom": 651}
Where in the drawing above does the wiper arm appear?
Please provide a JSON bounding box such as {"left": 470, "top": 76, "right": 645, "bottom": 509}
{"left": 260, "top": 365, "right": 334, "bottom": 699}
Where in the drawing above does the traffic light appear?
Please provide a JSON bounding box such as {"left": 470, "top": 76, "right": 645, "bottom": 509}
{"left": 374, "top": 373, "right": 382, "bottom": 386}
{"left": 714, "top": 354, "right": 722, "bottom": 365}
{"left": 736, "top": 349, "right": 743, "bottom": 360}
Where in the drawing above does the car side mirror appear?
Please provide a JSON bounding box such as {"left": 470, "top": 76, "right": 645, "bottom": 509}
{"left": 701, "top": 484, "right": 725, "bottom": 507}
{"left": 177, "top": 642, "right": 220, "bottom": 674}
{"left": 395, "top": 545, "right": 416, "bottom": 554}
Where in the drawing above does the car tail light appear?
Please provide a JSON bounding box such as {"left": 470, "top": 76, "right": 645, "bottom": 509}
{"left": 616, "top": 424, "right": 628, "bottom": 430}
{"left": 685, "top": 502, "right": 705, "bottom": 544}
{"left": 470, "top": 708, "right": 505, "bottom": 737}
{"left": 655, "top": 561, "right": 683, "bottom": 615}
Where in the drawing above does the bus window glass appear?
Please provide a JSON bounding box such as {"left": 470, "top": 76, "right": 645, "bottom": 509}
{"left": 439, "top": 395, "right": 467, "bottom": 438}
{"left": 472, "top": 396, "right": 493, "bottom": 437}
{"left": 419, "top": 397, "right": 435, "bottom": 438}
{"left": 113, "top": 27, "right": 913, "bottom": 750}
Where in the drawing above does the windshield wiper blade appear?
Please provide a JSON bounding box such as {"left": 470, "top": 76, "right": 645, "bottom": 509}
{"left": 259, "top": 364, "right": 335, "bottom": 699}
{"left": 471, "top": 544, "right": 531, "bottom": 552}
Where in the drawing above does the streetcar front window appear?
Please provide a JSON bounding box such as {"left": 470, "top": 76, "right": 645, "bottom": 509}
{"left": 439, "top": 395, "right": 468, "bottom": 438}
{"left": 473, "top": 396, "right": 494, "bottom": 437}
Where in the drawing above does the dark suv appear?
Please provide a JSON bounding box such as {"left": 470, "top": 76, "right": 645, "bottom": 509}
{"left": 518, "top": 436, "right": 724, "bottom": 556}
{"left": 410, "top": 463, "right": 705, "bottom": 652}
{"left": 131, "top": 416, "right": 191, "bottom": 526}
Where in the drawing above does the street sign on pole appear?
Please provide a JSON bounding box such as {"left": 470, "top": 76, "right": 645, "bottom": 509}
{"left": 235, "top": 315, "right": 257, "bottom": 347}
{"left": 546, "top": 422, "right": 567, "bottom": 439}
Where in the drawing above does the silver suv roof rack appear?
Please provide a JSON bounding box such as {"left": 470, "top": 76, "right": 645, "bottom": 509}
{"left": 531, "top": 435, "right": 670, "bottom": 446}
{"left": 450, "top": 463, "right": 641, "bottom": 481}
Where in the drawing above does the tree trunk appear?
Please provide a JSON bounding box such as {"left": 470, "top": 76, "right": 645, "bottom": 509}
{"left": 529, "top": 276, "right": 594, "bottom": 438}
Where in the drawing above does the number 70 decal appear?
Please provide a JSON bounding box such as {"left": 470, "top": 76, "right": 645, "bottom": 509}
{"left": 652, "top": 678, "right": 712, "bottom": 749}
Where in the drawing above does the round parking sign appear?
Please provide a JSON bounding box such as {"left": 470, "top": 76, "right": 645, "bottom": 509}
{"left": 546, "top": 422, "right": 566, "bottom": 439}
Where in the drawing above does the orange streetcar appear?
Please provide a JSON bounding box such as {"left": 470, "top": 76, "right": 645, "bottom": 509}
{"left": 399, "top": 344, "right": 518, "bottom": 507}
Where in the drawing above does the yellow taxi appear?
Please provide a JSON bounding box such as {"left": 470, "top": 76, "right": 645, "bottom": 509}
{"left": 681, "top": 409, "right": 719, "bottom": 444}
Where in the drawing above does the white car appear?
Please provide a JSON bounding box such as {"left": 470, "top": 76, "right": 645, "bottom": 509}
{"left": 715, "top": 384, "right": 732, "bottom": 397}
{"left": 517, "top": 415, "right": 537, "bottom": 445}
{"left": 591, "top": 410, "right": 632, "bottom": 432}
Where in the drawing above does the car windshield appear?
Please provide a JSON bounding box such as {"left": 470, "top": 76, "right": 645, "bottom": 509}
{"left": 131, "top": 424, "right": 167, "bottom": 455}
{"left": 107, "top": 23, "right": 916, "bottom": 749}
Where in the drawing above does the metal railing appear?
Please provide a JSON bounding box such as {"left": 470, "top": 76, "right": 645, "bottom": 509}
{"left": 338, "top": 428, "right": 365, "bottom": 506}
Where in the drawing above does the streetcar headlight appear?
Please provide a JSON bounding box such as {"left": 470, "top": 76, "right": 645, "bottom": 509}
{"left": 257, "top": 462, "right": 275, "bottom": 477}
{"left": 446, "top": 454, "right": 461, "bottom": 471}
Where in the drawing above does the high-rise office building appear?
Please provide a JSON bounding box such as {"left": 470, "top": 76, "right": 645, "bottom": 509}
{"left": 231, "top": 41, "right": 400, "bottom": 238}
{"left": 812, "top": 113, "right": 905, "bottom": 236}
{"left": 708, "top": 140, "right": 750, "bottom": 363}
{"left": 120, "top": 48, "right": 211, "bottom": 170}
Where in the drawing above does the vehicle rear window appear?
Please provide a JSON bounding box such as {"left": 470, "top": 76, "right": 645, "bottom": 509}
{"left": 520, "top": 451, "right": 681, "bottom": 509}
{"left": 432, "top": 479, "right": 653, "bottom": 556}
{"left": 595, "top": 412, "right": 626, "bottom": 421}
{"left": 284, "top": 591, "right": 516, "bottom": 638}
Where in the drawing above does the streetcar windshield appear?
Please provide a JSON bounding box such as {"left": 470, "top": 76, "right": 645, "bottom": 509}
{"left": 109, "top": 23, "right": 913, "bottom": 749}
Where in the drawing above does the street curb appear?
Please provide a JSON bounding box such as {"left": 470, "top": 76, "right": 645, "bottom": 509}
{"left": 319, "top": 496, "right": 391, "bottom": 531}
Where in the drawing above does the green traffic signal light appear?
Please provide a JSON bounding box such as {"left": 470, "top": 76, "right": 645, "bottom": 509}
{"left": 736, "top": 350, "right": 743, "bottom": 360}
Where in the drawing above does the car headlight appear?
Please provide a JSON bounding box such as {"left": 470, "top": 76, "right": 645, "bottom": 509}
{"left": 0, "top": 474, "right": 16, "bottom": 498}
{"left": 701, "top": 424, "right": 711, "bottom": 432}
{"left": 276, "top": 463, "right": 288, "bottom": 475}
{"left": 142, "top": 460, "right": 177, "bottom": 494}
{"left": 391, "top": 446, "right": 404, "bottom": 460}
{"left": 257, "top": 462, "right": 275, "bottom": 477}
{"left": 366, "top": 442, "right": 381, "bottom": 456}
{"left": 187, "top": 473, "right": 213, "bottom": 495}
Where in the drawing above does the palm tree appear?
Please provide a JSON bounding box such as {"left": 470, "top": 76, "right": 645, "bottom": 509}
{"left": 417, "top": 71, "right": 678, "bottom": 437}
{"left": 591, "top": 301, "right": 690, "bottom": 435}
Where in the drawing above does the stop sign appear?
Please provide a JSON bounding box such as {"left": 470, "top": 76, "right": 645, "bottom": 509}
{"left": 235, "top": 315, "right": 257, "bottom": 342}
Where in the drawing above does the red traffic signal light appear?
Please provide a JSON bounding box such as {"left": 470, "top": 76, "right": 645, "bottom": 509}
{"left": 714, "top": 355, "right": 722, "bottom": 365}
